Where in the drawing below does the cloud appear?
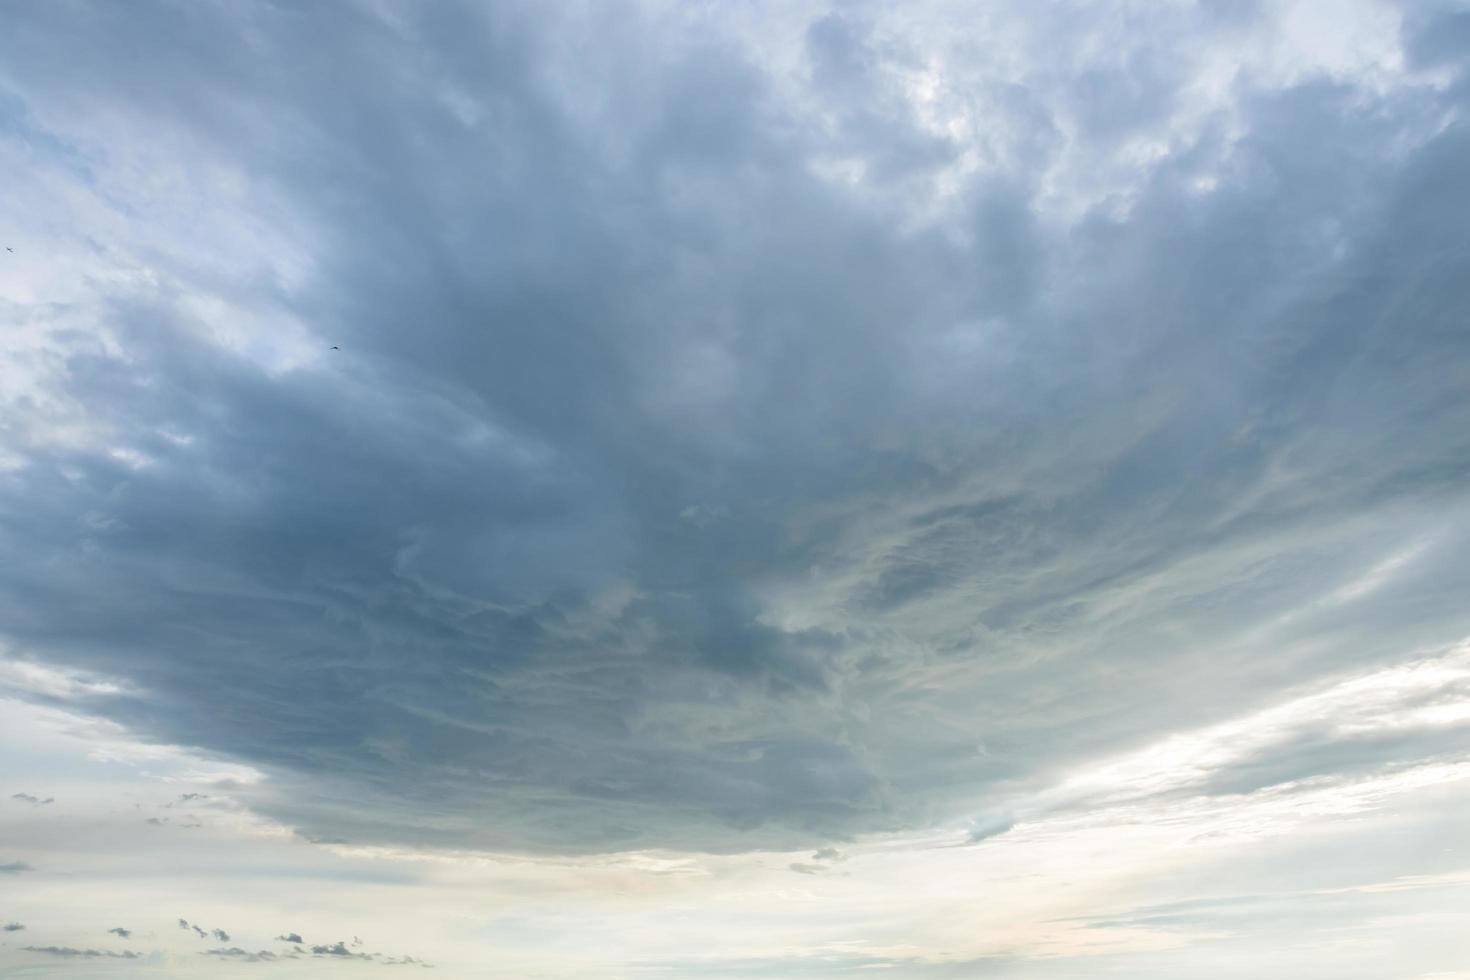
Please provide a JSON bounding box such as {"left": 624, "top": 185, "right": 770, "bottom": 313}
{"left": 311, "top": 941, "right": 362, "bottom": 958}
{"left": 378, "top": 954, "right": 433, "bottom": 967}
{"left": 107, "top": 927, "right": 132, "bottom": 939}
{"left": 0, "top": 861, "right": 34, "bottom": 874}
{"left": 206, "top": 947, "right": 278, "bottom": 962}
{"left": 10, "top": 793, "right": 54, "bottom": 805}
{"left": 276, "top": 932, "right": 304, "bottom": 944}
{"left": 21, "top": 946, "right": 142, "bottom": 959}
{"left": 212, "top": 928, "right": 231, "bottom": 942}
{"left": 0, "top": 0, "right": 1468, "bottom": 872}
{"left": 966, "top": 814, "right": 1016, "bottom": 844}
{"left": 3, "top": 922, "right": 24, "bottom": 931}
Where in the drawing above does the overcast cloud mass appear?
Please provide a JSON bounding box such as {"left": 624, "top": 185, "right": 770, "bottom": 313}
{"left": 3, "top": 1, "right": 1470, "bottom": 976}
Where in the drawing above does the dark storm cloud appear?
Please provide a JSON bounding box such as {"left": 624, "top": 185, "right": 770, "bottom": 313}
{"left": 1, "top": 0, "right": 1469, "bottom": 858}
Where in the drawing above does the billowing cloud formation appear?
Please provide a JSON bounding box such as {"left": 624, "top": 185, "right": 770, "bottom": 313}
{"left": 1, "top": 0, "right": 1469, "bottom": 871}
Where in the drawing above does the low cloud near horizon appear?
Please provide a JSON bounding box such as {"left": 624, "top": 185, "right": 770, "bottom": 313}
{"left": 3, "top": 1, "right": 1470, "bottom": 977}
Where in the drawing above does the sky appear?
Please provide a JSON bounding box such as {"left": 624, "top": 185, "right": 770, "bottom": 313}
{"left": 2, "top": 0, "right": 1470, "bottom": 976}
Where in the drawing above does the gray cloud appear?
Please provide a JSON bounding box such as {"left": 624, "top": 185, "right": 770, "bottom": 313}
{"left": 206, "top": 947, "right": 279, "bottom": 962}
{"left": 312, "top": 941, "right": 362, "bottom": 957}
{"left": 788, "top": 862, "right": 827, "bottom": 875}
{"left": 379, "top": 955, "right": 432, "bottom": 967}
{"left": 0, "top": 862, "right": 33, "bottom": 874}
{"left": 276, "top": 932, "right": 304, "bottom": 944}
{"left": 3, "top": 922, "right": 24, "bottom": 931}
{"left": 10, "top": 793, "right": 53, "bottom": 806}
{"left": 21, "top": 946, "right": 142, "bottom": 959}
{"left": 107, "top": 927, "right": 131, "bottom": 939}
{"left": 0, "top": 0, "right": 1468, "bottom": 862}
{"left": 212, "top": 928, "right": 230, "bottom": 942}
{"left": 966, "top": 813, "right": 1015, "bottom": 844}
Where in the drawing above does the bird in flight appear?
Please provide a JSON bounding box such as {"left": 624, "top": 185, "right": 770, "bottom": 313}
{"left": 330, "top": 345, "right": 340, "bottom": 350}
{"left": 4, "top": 247, "right": 12, "bottom": 252}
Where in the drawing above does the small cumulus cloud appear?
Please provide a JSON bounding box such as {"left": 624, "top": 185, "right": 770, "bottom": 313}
{"left": 276, "top": 932, "right": 304, "bottom": 944}
{"left": 213, "top": 928, "right": 231, "bottom": 942}
{"left": 311, "top": 941, "right": 363, "bottom": 957}
{"left": 107, "top": 927, "right": 132, "bottom": 939}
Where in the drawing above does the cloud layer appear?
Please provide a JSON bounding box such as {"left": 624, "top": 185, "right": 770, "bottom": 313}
{"left": 2, "top": 2, "right": 1470, "bottom": 974}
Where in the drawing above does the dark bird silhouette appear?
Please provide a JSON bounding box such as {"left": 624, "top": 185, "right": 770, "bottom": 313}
{"left": 330, "top": 345, "right": 339, "bottom": 350}
{"left": 4, "top": 247, "right": 12, "bottom": 252}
